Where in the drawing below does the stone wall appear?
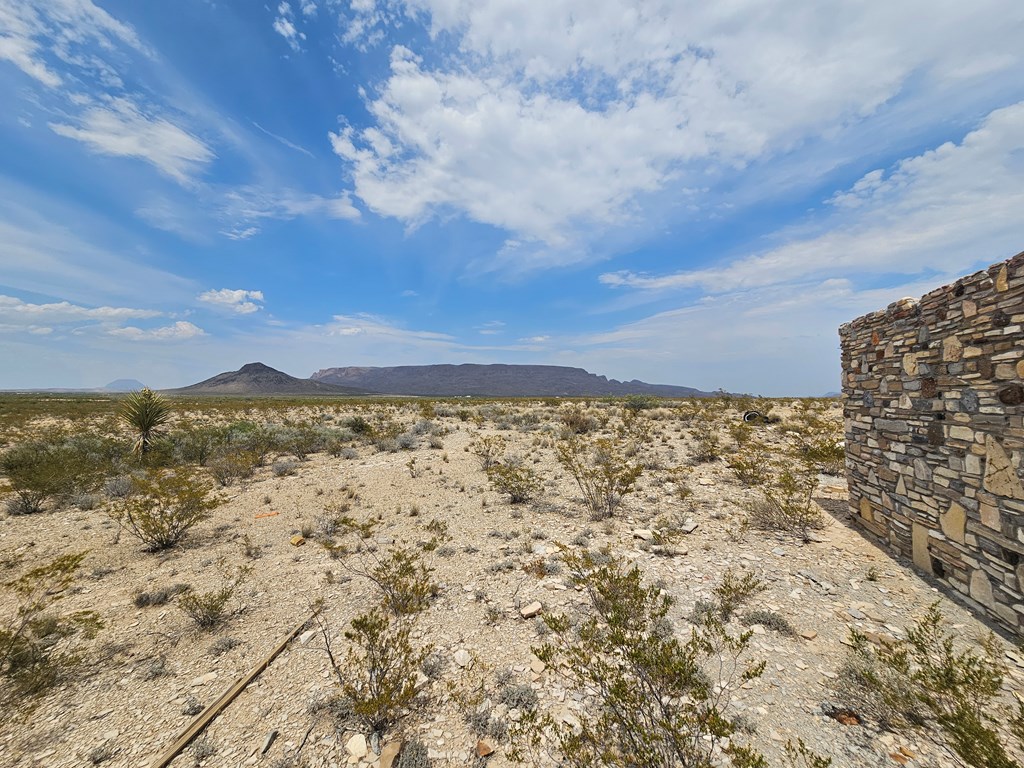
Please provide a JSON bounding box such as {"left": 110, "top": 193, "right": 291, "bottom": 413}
{"left": 840, "top": 250, "right": 1024, "bottom": 635}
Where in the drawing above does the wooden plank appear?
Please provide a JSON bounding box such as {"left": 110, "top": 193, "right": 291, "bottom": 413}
{"left": 149, "top": 613, "right": 316, "bottom": 768}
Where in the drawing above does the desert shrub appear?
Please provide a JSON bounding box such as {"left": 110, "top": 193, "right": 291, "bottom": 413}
{"left": 515, "top": 549, "right": 765, "bottom": 767}
{"left": 272, "top": 459, "right": 298, "bottom": 477}
{"left": 487, "top": 459, "right": 543, "bottom": 503}
{"left": 345, "top": 414, "right": 373, "bottom": 435}
{"left": 623, "top": 395, "right": 657, "bottom": 413}
{"left": 470, "top": 435, "right": 507, "bottom": 470}
{"left": 560, "top": 405, "right": 598, "bottom": 435}
{"left": 690, "top": 421, "right": 720, "bottom": 462}
{"left": 711, "top": 570, "right": 767, "bottom": 622}
{"left": 740, "top": 609, "right": 796, "bottom": 637}
{"left": 109, "top": 469, "right": 220, "bottom": 550}
{"left": 207, "top": 449, "right": 259, "bottom": 486}
{"left": 750, "top": 468, "right": 826, "bottom": 542}
{"left": 783, "top": 739, "right": 832, "bottom": 767}
{"left": 556, "top": 436, "right": 642, "bottom": 519}
{"left": 178, "top": 562, "right": 250, "bottom": 630}
{"left": 103, "top": 474, "right": 135, "bottom": 499}
{"left": 224, "top": 421, "right": 276, "bottom": 465}
{"left": 119, "top": 388, "right": 172, "bottom": 458}
{"left": 169, "top": 424, "right": 227, "bottom": 466}
{"left": 727, "top": 442, "right": 773, "bottom": 487}
{"left": 395, "top": 740, "right": 431, "bottom": 768}
{"left": 837, "top": 602, "right": 1023, "bottom": 768}
{"left": 133, "top": 583, "right": 189, "bottom": 608}
{"left": 1, "top": 437, "right": 108, "bottom": 514}
{"left": 0, "top": 551, "right": 102, "bottom": 704}
{"left": 330, "top": 607, "right": 430, "bottom": 736}
{"left": 347, "top": 546, "right": 437, "bottom": 616}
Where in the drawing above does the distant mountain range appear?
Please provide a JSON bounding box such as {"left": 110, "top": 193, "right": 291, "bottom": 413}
{"left": 103, "top": 378, "right": 146, "bottom": 392}
{"left": 162, "top": 362, "right": 368, "bottom": 396}
{"left": 310, "top": 363, "right": 713, "bottom": 398}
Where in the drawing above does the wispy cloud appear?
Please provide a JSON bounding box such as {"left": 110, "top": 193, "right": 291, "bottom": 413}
{"left": 50, "top": 97, "right": 215, "bottom": 184}
{"left": 272, "top": 1, "right": 306, "bottom": 52}
{"left": 198, "top": 288, "right": 265, "bottom": 314}
{"left": 108, "top": 320, "right": 206, "bottom": 341}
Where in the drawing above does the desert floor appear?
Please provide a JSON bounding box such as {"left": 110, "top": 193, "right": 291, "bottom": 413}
{"left": 1, "top": 398, "right": 1020, "bottom": 768}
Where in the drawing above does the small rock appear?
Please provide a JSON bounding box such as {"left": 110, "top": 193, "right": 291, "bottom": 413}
{"left": 454, "top": 649, "right": 473, "bottom": 668}
{"left": 632, "top": 529, "right": 654, "bottom": 541}
{"left": 476, "top": 740, "right": 495, "bottom": 757}
{"left": 530, "top": 657, "right": 546, "bottom": 674}
{"left": 380, "top": 742, "right": 402, "bottom": 768}
{"left": 190, "top": 672, "right": 217, "bottom": 687}
{"left": 681, "top": 520, "right": 698, "bottom": 534}
{"left": 345, "top": 734, "right": 368, "bottom": 759}
{"left": 298, "top": 630, "right": 316, "bottom": 645}
{"left": 520, "top": 601, "right": 542, "bottom": 619}
{"left": 290, "top": 535, "right": 306, "bottom": 547}
{"left": 799, "top": 630, "right": 817, "bottom": 640}
{"left": 260, "top": 730, "right": 278, "bottom": 755}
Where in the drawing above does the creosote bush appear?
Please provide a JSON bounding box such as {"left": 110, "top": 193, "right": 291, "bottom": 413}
{"left": 347, "top": 546, "right": 438, "bottom": 616}
{"left": 1, "top": 551, "right": 102, "bottom": 706}
{"left": 109, "top": 469, "right": 220, "bottom": 550}
{"left": 837, "top": 602, "right": 1024, "bottom": 768}
{"left": 556, "top": 435, "right": 642, "bottom": 519}
{"left": 1, "top": 437, "right": 109, "bottom": 514}
{"left": 486, "top": 459, "right": 543, "bottom": 504}
{"left": 514, "top": 548, "right": 766, "bottom": 768}
{"left": 178, "top": 561, "right": 251, "bottom": 630}
{"left": 749, "top": 468, "right": 826, "bottom": 542}
{"left": 318, "top": 605, "right": 431, "bottom": 739}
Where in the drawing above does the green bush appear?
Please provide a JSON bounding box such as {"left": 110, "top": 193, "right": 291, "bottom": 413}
{"left": 487, "top": 460, "right": 543, "bottom": 503}
{"left": 348, "top": 546, "right": 437, "bottom": 616}
{"left": 109, "top": 469, "right": 220, "bottom": 550}
{"left": 838, "top": 602, "right": 1024, "bottom": 768}
{"left": 1, "top": 552, "right": 102, "bottom": 704}
{"left": 749, "top": 468, "right": 826, "bottom": 542}
{"left": 1, "top": 437, "right": 110, "bottom": 514}
{"left": 556, "top": 436, "right": 642, "bottom": 519}
{"left": 178, "top": 562, "right": 250, "bottom": 630}
{"left": 515, "top": 549, "right": 766, "bottom": 767}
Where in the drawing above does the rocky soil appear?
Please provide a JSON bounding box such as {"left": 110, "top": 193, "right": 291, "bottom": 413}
{"left": 1, "top": 400, "right": 1021, "bottom": 768}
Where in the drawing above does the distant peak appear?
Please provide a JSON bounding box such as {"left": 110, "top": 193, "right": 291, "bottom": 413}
{"left": 238, "top": 362, "right": 277, "bottom": 373}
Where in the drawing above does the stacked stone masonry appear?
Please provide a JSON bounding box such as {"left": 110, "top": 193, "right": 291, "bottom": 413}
{"left": 840, "top": 250, "right": 1024, "bottom": 635}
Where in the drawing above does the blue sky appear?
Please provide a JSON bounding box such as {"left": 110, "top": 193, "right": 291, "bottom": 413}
{"left": 1, "top": 1, "right": 1023, "bottom": 395}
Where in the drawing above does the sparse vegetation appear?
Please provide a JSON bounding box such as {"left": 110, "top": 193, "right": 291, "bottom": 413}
{"left": 556, "top": 435, "right": 643, "bottom": 519}
{"left": 109, "top": 468, "right": 221, "bottom": 550}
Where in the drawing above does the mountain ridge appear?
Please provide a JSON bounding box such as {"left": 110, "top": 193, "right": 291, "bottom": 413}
{"left": 163, "top": 362, "right": 368, "bottom": 396}
{"left": 310, "top": 363, "right": 713, "bottom": 398}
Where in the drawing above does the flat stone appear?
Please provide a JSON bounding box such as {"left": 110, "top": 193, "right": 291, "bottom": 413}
{"left": 530, "top": 657, "right": 546, "bottom": 674}
{"left": 520, "top": 601, "right": 543, "bottom": 619}
{"left": 345, "top": 734, "right": 368, "bottom": 759}
{"left": 980, "top": 501, "right": 1001, "bottom": 531}
{"left": 380, "top": 742, "right": 402, "bottom": 768}
{"left": 940, "top": 502, "right": 966, "bottom": 544}
{"left": 902, "top": 352, "right": 919, "bottom": 376}
{"left": 983, "top": 435, "right": 1024, "bottom": 499}
{"left": 190, "top": 672, "right": 217, "bottom": 687}
{"left": 911, "top": 523, "right": 932, "bottom": 573}
{"left": 476, "top": 740, "right": 496, "bottom": 757}
{"left": 632, "top": 529, "right": 654, "bottom": 541}
{"left": 963, "top": 299, "right": 977, "bottom": 317}
{"left": 996, "top": 265, "right": 1009, "bottom": 291}
{"left": 970, "top": 569, "right": 995, "bottom": 608}
{"left": 681, "top": 520, "right": 698, "bottom": 534}
{"left": 942, "top": 336, "right": 964, "bottom": 362}
{"left": 454, "top": 649, "right": 473, "bottom": 668}
{"left": 298, "top": 630, "right": 316, "bottom": 645}
{"left": 290, "top": 535, "right": 306, "bottom": 546}
{"left": 799, "top": 630, "right": 817, "bottom": 640}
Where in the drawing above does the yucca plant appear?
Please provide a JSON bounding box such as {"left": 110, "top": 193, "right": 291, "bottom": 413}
{"left": 120, "top": 388, "right": 172, "bottom": 457}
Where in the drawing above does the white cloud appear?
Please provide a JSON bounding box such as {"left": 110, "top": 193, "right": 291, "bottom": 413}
{"left": 273, "top": 1, "right": 307, "bottom": 51}
{"left": 0, "top": 0, "right": 146, "bottom": 88}
{"left": 50, "top": 97, "right": 215, "bottom": 184}
{"left": 599, "top": 102, "right": 1024, "bottom": 294}
{"left": 333, "top": 1, "right": 1024, "bottom": 267}
{"left": 198, "top": 288, "right": 265, "bottom": 314}
{"left": 108, "top": 321, "right": 206, "bottom": 341}
{"left": 218, "top": 186, "right": 359, "bottom": 237}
